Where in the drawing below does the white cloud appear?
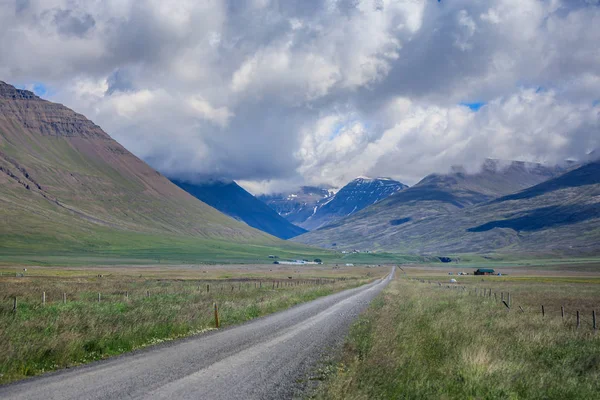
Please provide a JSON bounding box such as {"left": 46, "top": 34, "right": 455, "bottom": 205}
{"left": 1, "top": 0, "right": 598, "bottom": 192}
{"left": 188, "top": 96, "right": 233, "bottom": 128}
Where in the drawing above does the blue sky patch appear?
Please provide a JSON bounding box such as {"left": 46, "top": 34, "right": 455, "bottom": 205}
{"left": 32, "top": 83, "right": 48, "bottom": 96}
{"left": 460, "top": 101, "right": 486, "bottom": 111}
{"left": 14, "top": 82, "right": 50, "bottom": 97}
{"left": 329, "top": 123, "right": 345, "bottom": 140}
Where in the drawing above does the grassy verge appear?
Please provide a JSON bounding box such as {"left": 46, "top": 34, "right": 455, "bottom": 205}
{"left": 314, "top": 275, "right": 600, "bottom": 399}
{"left": 0, "top": 268, "right": 380, "bottom": 384}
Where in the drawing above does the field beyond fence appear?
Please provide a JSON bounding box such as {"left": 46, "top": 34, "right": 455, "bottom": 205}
{"left": 411, "top": 278, "right": 598, "bottom": 331}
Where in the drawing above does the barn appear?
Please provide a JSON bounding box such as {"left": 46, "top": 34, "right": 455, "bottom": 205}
{"left": 474, "top": 268, "right": 495, "bottom": 276}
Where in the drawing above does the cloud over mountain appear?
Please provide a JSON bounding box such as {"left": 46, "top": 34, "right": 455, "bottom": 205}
{"left": 1, "top": 0, "right": 598, "bottom": 192}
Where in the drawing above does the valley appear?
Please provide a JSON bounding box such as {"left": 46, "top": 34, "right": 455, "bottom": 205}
{"left": 2, "top": 2, "right": 599, "bottom": 399}
{"left": 0, "top": 76, "right": 598, "bottom": 400}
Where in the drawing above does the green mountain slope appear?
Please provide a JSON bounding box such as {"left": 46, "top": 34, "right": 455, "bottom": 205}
{"left": 0, "top": 81, "right": 323, "bottom": 263}
{"left": 293, "top": 159, "right": 587, "bottom": 256}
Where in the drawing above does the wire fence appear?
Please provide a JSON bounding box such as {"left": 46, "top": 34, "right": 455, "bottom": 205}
{"left": 408, "top": 278, "right": 598, "bottom": 332}
{"left": 1, "top": 277, "right": 349, "bottom": 315}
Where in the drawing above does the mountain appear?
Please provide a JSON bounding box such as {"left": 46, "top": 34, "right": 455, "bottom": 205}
{"left": 387, "top": 160, "right": 600, "bottom": 256}
{"left": 298, "top": 177, "right": 408, "bottom": 231}
{"left": 294, "top": 159, "right": 573, "bottom": 254}
{"left": 171, "top": 180, "right": 307, "bottom": 239}
{"left": 262, "top": 178, "right": 408, "bottom": 231}
{"left": 259, "top": 186, "right": 334, "bottom": 227}
{"left": 0, "top": 81, "right": 320, "bottom": 262}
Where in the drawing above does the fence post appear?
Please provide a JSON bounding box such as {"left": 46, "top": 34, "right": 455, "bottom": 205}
{"left": 576, "top": 311, "right": 580, "bottom": 329}
{"left": 541, "top": 305, "right": 545, "bottom": 317}
{"left": 207, "top": 284, "right": 210, "bottom": 293}
{"left": 508, "top": 293, "right": 511, "bottom": 308}
{"left": 42, "top": 291, "right": 46, "bottom": 306}
{"left": 593, "top": 311, "right": 597, "bottom": 331}
{"left": 98, "top": 293, "right": 101, "bottom": 302}
{"left": 501, "top": 292, "right": 504, "bottom": 302}
{"left": 146, "top": 290, "right": 150, "bottom": 298}
{"left": 13, "top": 297, "right": 17, "bottom": 313}
{"left": 561, "top": 306, "right": 564, "bottom": 320}
{"left": 63, "top": 293, "right": 67, "bottom": 304}
{"left": 125, "top": 291, "right": 129, "bottom": 300}
{"left": 214, "top": 303, "right": 220, "bottom": 328}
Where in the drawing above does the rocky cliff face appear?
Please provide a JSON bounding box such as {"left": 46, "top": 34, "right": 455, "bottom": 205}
{"left": 0, "top": 82, "right": 38, "bottom": 99}
{"left": 0, "top": 81, "right": 109, "bottom": 139}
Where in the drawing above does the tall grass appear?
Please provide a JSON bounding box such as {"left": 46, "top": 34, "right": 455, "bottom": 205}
{"left": 315, "top": 277, "right": 600, "bottom": 399}
{"left": 0, "top": 275, "right": 369, "bottom": 384}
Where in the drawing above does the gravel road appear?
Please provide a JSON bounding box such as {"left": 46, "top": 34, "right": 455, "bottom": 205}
{"left": 0, "top": 268, "right": 393, "bottom": 400}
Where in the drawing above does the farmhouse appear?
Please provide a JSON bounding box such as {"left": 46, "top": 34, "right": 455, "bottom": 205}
{"left": 474, "top": 268, "right": 495, "bottom": 275}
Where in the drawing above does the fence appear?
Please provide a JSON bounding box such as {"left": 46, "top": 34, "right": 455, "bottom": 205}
{"left": 408, "top": 278, "right": 598, "bottom": 332}
{"left": 4, "top": 277, "right": 346, "bottom": 315}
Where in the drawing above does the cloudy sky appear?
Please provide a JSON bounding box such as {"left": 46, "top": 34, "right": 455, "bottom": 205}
{"left": 1, "top": 0, "right": 599, "bottom": 193}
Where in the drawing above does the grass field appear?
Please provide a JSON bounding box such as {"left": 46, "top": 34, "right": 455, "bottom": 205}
{"left": 0, "top": 264, "right": 388, "bottom": 384}
{"left": 314, "top": 265, "right": 600, "bottom": 399}
{"left": 0, "top": 230, "right": 432, "bottom": 266}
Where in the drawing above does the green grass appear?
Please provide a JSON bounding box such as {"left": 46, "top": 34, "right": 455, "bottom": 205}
{"left": 0, "top": 225, "right": 428, "bottom": 266}
{"left": 443, "top": 255, "right": 600, "bottom": 268}
{"left": 0, "top": 268, "right": 381, "bottom": 384}
{"left": 314, "top": 275, "right": 600, "bottom": 399}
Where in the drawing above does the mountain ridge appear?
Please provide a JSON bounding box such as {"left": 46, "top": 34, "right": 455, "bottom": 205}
{"left": 300, "top": 176, "right": 408, "bottom": 231}
{"left": 261, "top": 177, "right": 408, "bottom": 231}
{"left": 171, "top": 179, "right": 307, "bottom": 239}
{"left": 294, "top": 159, "right": 578, "bottom": 255}
{"left": 259, "top": 186, "right": 335, "bottom": 227}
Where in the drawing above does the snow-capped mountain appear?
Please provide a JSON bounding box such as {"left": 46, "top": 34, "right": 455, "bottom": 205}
{"left": 258, "top": 186, "right": 334, "bottom": 227}
{"left": 260, "top": 178, "right": 408, "bottom": 231}
{"left": 300, "top": 177, "right": 408, "bottom": 230}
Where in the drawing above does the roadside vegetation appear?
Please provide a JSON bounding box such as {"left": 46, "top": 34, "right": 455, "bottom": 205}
{"left": 315, "top": 271, "right": 600, "bottom": 399}
{"left": 0, "top": 265, "right": 386, "bottom": 384}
